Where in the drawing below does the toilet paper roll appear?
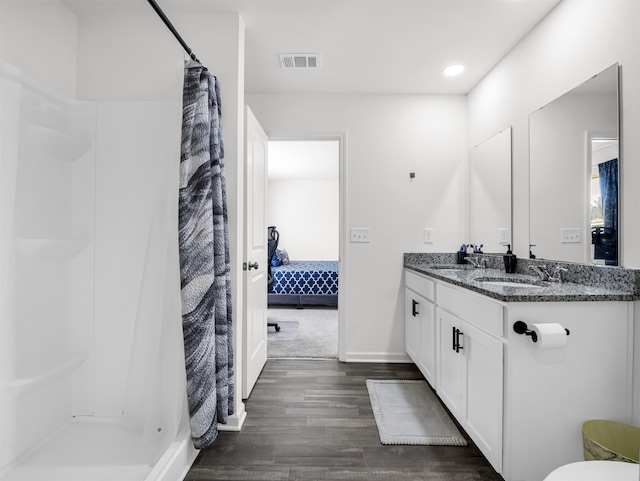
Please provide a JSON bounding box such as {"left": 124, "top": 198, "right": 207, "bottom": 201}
{"left": 531, "top": 323, "right": 568, "bottom": 349}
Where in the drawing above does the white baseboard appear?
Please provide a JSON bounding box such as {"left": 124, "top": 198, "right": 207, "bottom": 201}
{"left": 218, "top": 403, "right": 246, "bottom": 432}
{"left": 344, "top": 351, "right": 412, "bottom": 363}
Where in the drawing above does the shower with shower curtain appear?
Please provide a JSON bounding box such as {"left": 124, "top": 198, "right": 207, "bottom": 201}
{"left": 0, "top": 1, "right": 236, "bottom": 479}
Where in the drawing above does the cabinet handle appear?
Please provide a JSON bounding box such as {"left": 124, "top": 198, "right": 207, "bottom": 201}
{"left": 455, "top": 329, "right": 464, "bottom": 353}
{"left": 412, "top": 299, "right": 419, "bottom": 317}
{"left": 452, "top": 326, "right": 457, "bottom": 351}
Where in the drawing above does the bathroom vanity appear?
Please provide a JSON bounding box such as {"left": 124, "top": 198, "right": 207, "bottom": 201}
{"left": 404, "top": 254, "right": 637, "bottom": 481}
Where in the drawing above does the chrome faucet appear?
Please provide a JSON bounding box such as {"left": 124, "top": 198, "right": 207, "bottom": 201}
{"left": 464, "top": 256, "right": 488, "bottom": 268}
{"left": 552, "top": 266, "right": 568, "bottom": 283}
{"left": 529, "top": 265, "right": 568, "bottom": 283}
{"left": 529, "top": 265, "right": 550, "bottom": 280}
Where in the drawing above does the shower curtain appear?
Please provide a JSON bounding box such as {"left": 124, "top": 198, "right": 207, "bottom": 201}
{"left": 596, "top": 158, "right": 618, "bottom": 265}
{"left": 178, "top": 60, "right": 234, "bottom": 449}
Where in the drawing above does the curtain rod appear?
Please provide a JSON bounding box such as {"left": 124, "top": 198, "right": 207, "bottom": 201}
{"left": 146, "top": 0, "right": 200, "bottom": 63}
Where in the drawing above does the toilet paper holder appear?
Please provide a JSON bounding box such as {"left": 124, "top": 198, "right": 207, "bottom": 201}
{"left": 513, "top": 320, "right": 570, "bottom": 343}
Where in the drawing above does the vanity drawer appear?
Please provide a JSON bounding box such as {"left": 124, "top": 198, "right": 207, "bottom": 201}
{"left": 405, "top": 270, "right": 435, "bottom": 302}
{"left": 437, "top": 283, "right": 504, "bottom": 338}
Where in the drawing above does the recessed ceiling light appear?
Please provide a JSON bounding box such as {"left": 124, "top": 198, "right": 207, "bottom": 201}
{"left": 444, "top": 64, "right": 465, "bottom": 77}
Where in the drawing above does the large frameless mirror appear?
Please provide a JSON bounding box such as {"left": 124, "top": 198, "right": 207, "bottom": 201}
{"left": 529, "top": 63, "right": 619, "bottom": 265}
{"left": 469, "top": 127, "right": 512, "bottom": 253}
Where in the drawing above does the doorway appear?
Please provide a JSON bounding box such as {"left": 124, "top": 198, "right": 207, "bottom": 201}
{"left": 588, "top": 135, "right": 619, "bottom": 266}
{"left": 266, "top": 139, "right": 341, "bottom": 359}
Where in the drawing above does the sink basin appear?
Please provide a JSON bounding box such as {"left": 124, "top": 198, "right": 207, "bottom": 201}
{"left": 429, "top": 265, "right": 471, "bottom": 272}
{"left": 480, "top": 281, "right": 542, "bottom": 289}
{"left": 475, "top": 277, "right": 543, "bottom": 289}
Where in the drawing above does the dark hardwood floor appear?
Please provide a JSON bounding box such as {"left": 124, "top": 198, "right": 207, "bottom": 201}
{"left": 185, "top": 360, "right": 504, "bottom": 481}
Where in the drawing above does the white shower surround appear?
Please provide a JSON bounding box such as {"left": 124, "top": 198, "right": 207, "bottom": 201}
{"left": 0, "top": 60, "right": 196, "bottom": 481}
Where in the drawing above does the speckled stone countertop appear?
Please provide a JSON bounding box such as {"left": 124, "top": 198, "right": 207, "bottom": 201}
{"left": 404, "top": 253, "right": 640, "bottom": 302}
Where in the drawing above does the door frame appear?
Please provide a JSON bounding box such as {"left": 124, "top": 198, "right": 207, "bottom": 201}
{"left": 265, "top": 131, "right": 347, "bottom": 361}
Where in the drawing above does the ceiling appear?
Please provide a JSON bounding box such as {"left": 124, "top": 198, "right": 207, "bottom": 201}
{"left": 63, "top": 0, "right": 562, "bottom": 95}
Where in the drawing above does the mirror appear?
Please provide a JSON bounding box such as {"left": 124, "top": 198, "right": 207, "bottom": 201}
{"left": 469, "top": 127, "right": 512, "bottom": 253}
{"left": 529, "top": 63, "right": 619, "bottom": 265}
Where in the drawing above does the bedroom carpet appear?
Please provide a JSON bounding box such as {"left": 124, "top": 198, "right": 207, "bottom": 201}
{"left": 366, "top": 379, "right": 467, "bottom": 446}
{"left": 267, "top": 307, "right": 337, "bottom": 359}
{"left": 268, "top": 320, "right": 300, "bottom": 341}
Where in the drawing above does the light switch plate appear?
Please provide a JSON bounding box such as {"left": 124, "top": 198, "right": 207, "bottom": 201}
{"left": 561, "top": 228, "right": 581, "bottom": 243}
{"left": 498, "top": 227, "right": 511, "bottom": 245}
{"left": 423, "top": 228, "right": 434, "bottom": 244}
{"left": 350, "top": 227, "right": 370, "bottom": 243}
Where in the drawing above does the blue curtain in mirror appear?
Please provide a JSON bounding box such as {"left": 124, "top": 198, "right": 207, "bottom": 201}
{"left": 594, "top": 158, "right": 618, "bottom": 265}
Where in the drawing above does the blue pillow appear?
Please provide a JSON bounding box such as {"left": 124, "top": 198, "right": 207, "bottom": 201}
{"left": 271, "top": 253, "right": 282, "bottom": 267}
{"left": 271, "top": 249, "right": 290, "bottom": 267}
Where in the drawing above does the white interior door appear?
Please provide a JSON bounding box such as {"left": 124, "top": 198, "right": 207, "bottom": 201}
{"left": 242, "top": 106, "right": 268, "bottom": 398}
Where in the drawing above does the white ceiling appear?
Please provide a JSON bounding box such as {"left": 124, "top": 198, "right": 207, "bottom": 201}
{"left": 63, "top": 0, "right": 562, "bottom": 95}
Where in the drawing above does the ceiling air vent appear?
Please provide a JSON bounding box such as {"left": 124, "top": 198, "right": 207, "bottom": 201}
{"left": 279, "top": 53, "right": 321, "bottom": 69}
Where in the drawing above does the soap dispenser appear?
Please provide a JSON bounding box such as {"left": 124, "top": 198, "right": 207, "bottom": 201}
{"left": 503, "top": 245, "right": 517, "bottom": 273}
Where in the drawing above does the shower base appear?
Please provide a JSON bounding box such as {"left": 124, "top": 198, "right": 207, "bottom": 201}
{"left": 0, "top": 416, "right": 196, "bottom": 481}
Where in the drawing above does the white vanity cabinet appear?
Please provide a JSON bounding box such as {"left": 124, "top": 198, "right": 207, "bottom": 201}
{"left": 404, "top": 270, "right": 437, "bottom": 386}
{"left": 436, "top": 283, "right": 504, "bottom": 472}
{"left": 404, "top": 268, "right": 633, "bottom": 481}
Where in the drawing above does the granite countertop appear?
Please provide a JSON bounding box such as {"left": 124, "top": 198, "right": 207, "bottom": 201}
{"left": 404, "top": 258, "right": 637, "bottom": 302}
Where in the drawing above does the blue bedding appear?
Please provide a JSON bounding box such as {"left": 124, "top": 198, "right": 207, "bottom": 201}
{"left": 271, "top": 260, "right": 338, "bottom": 295}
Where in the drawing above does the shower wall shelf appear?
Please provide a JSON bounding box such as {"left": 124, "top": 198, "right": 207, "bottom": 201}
{"left": 22, "top": 125, "right": 93, "bottom": 162}
{"left": 16, "top": 238, "right": 90, "bottom": 261}
{"left": 4, "top": 351, "right": 89, "bottom": 396}
{"left": 22, "top": 98, "right": 85, "bottom": 130}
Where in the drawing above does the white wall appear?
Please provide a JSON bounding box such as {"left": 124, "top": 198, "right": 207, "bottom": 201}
{"left": 247, "top": 93, "right": 467, "bottom": 361}
{"left": 267, "top": 179, "right": 339, "bottom": 260}
{"left": 467, "top": 0, "right": 640, "bottom": 421}
{"left": 266, "top": 139, "right": 339, "bottom": 260}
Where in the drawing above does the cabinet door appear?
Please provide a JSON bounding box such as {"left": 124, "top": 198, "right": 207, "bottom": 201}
{"left": 437, "top": 308, "right": 464, "bottom": 417}
{"left": 406, "top": 289, "right": 437, "bottom": 386}
{"left": 417, "top": 296, "right": 436, "bottom": 386}
{"left": 463, "top": 320, "right": 503, "bottom": 471}
{"left": 405, "top": 289, "right": 421, "bottom": 364}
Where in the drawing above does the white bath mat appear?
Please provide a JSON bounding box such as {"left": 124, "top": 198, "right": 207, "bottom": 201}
{"left": 366, "top": 379, "right": 467, "bottom": 446}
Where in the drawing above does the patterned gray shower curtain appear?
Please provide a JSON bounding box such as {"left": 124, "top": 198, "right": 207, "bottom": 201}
{"left": 178, "top": 60, "right": 234, "bottom": 449}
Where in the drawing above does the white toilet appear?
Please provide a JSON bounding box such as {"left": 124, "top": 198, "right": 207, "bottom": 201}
{"left": 544, "top": 461, "right": 639, "bottom": 480}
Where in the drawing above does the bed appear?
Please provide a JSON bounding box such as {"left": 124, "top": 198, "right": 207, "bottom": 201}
{"left": 268, "top": 260, "right": 338, "bottom": 308}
